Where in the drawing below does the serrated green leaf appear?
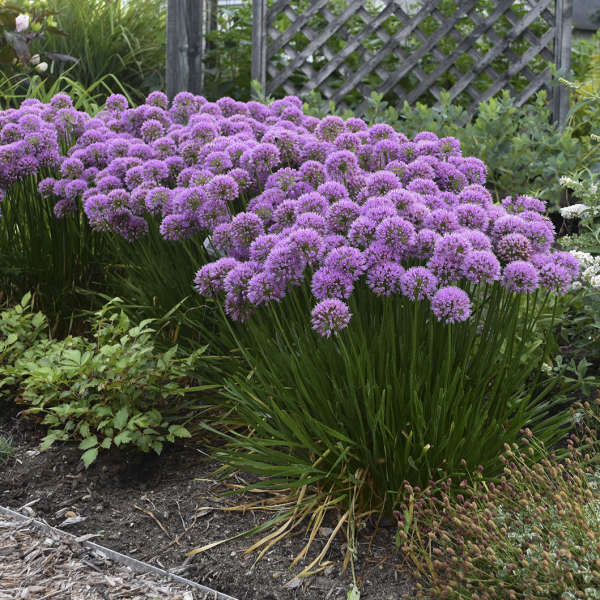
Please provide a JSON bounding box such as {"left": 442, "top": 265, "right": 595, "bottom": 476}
{"left": 81, "top": 447, "right": 98, "bottom": 468}
{"left": 100, "top": 437, "right": 112, "bottom": 449}
{"left": 347, "top": 585, "right": 360, "bottom": 600}
{"left": 168, "top": 424, "right": 191, "bottom": 438}
{"left": 113, "top": 406, "right": 129, "bottom": 430}
{"left": 78, "top": 435, "right": 98, "bottom": 450}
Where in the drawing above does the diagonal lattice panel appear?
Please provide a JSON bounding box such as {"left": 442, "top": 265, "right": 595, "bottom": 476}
{"left": 254, "top": 0, "right": 572, "bottom": 122}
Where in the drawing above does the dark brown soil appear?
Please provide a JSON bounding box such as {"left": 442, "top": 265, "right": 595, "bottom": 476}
{"left": 0, "top": 408, "right": 417, "bottom": 600}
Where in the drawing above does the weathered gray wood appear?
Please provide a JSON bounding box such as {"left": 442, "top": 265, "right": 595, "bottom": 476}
{"left": 166, "top": 0, "right": 206, "bottom": 98}
{"left": 251, "top": 0, "right": 267, "bottom": 95}
{"left": 252, "top": 0, "right": 573, "bottom": 122}
{"left": 553, "top": 0, "right": 573, "bottom": 126}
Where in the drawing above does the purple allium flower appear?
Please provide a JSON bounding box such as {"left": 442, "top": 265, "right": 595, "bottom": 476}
{"left": 400, "top": 267, "right": 438, "bottom": 301}
{"left": 456, "top": 203, "right": 489, "bottom": 230}
{"left": 271, "top": 200, "right": 299, "bottom": 231}
{"left": 411, "top": 228, "right": 441, "bottom": 260}
{"left": 142, "top": 159, "right": 169, "bottom": 184}
{"left": 160, "top": 212, "right": 199, "bottom": 241}
{"left": 105, "top": 94, "right": 129, "bottom": 113}
{"left": 173, "top": 187, "right": 207, "bottom": 213}
{"left": 38, "top": 177, "right": 56, "bottom": 197}
{"left": 109, "top": 209, "right": 148, "bottom": 241}
{"left": 439, "top": 137, "right": 461, "bottom": 157}
{"left": 297, "top": 191, "right": 328, "bottom": 214}
{"left": 407, "top": 177, "right": 439, "bottom": 196}
{"left": 206, "top": 175, "right": 238, "bottom": 203}
{"left": 345, "top": 117, "right": 368, "bottom": 132}
{"left": 458, "top": 184, "right": 492, "bottom": 208}
{"left": 249, "top": 234, "right": 282, "bottom": 263}
{"left": 366, "top": 171, "right": 401, "bottom": 196}
{"left": 194, "top": 257, "right": 239, "bottom": 296}
{"left": 461, "top": 251, "right": 501, "bottom": 284}
{"left": 311, "top": 267, "right": 354, "bottom": 300}
{"left": 287, "top": 228, "right": 324, "bottom": 263}
{"left": 246, "top": 271, "right": 286, "bottom": 306}
{"left": 334, "top": 132, "right": 361, "bottom": 153}
{"left": 375, "top": 216, "right": 416, "bottom": 257}
{"left": 523, "top": 220, "right": 555, "bottom": 253}
{"left": 424, "top": 208, "right": 459, "bottom": 234}
{"left": 502, "top": 261, "right": 539, "bottom": 294}
{"left": 366, "top": 261, "right": 404, "bottom": 296}
{"left": 298, "top": 160, "right": 326, "bottom": 188}
{"left": 53, "top": 198, "right": 77, "bottom": 218}
{"left": 431, "top": 286, "right": 472, "bottom": 324}
{"left": 264, "top": 241, "right": 306, "bottom": 285}
{"left": 529, "top": 253, "right": 553, "bottom": 269}
{"left": 433, "top": 232, "right": 473, "bottom": 262}
{"left": 453, "top": 157, "right": 487, "bottom": 184}
{"left": 322, "top": 246, "right": 366, "bottom": 279}
{"left": 266, "top": 167, "right": 298, "bottom": 192}
{"left": 360, "top": 197, "right": 398, "bottom": 223}
{"left": 369, "top": 123, "right": 396, "bottom": 143}
{"left": 316, "top": 116, "right": 346, "bottom": 142}
{"left": 324, "top": 150, "right": 359, "bottom": 180}
{"left": 348, "top": 216, "right": 377, "bottom": 248}
{"left": 230, "top": 212, "right": 264, "bottom": 250}
{"left": 553, "top": 251, "right": 580, "bottom": 278}
{"left": 60, "top": 157, "right": 84, "bottom": 180}
{"left": 495, "top": 233, "right": 533, "bottom": 263}
{"left": 145, "top": 186, "right": 172, "bottom": 214}
{"left": 502, "top": 195, "right": 546, "bottom": 214}
{"left": 538, "top": 263, "right": 572, "bottom": 294}
{"left": 317, "top": 181, "right": 349, "bottom": 203}
{"left": 402, "top": 202, "right": 430, "bottom": 228}
{"left": 295, "top": 212, "right": 328, "bottom": 233}
{"left": 491, "top": 215, "right": 527, "bottom": 239}
{"left": 223, "top": 260, "right": 260, "bottom": 297}
{"left": 402, "top": 158, "right": 436, "bottom": 183}
{"left": 311, "top": 298, "right": 351, "bottom": 337}
{"left": 325, "top": 199, "right": 361, "bottom": 234}
{"left": 64, "top": 178, "right": 88, "bottom": 200}
{"left": 211, "top": 223, "right": 236, "bottom": 255}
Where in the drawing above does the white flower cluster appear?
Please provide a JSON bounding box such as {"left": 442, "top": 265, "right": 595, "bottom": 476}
{"left": 570, "top": 250, "right": 600, "bottom": 291}
{"left": 560, "top": 203, "right": 592, "bottom": 219}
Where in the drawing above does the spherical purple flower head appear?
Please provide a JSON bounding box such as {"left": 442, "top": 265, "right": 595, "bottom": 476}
{"left": 165, "top": 155, "right": 185, "bottom": 181}
{"left": 286, "top": 227, "right": 324, "bottom": 264}
{"left": 486, "top": 204, "right": 507, "bottom": 223}
{"left": 438, "top": 136, "right": 462, "bottom": 157}
{"left": 297, "top": 161, "right": 326, "bottom": 189}
{"left": 140, "top": 119, "right": 165, "bottom": 143}
{"left": 458, "top": 184, "right": 492, "bottom": 209}
{"left": 414, "top": 140, "right": 441, "bottom": 160}
{"left": 433, "top": 232, "right": 473, "bottom": 264}
{"left": 82, "top": 142, "right": 111, "bottom": 169}
{"left": 460, "top": 250, "right": 501, "bottom": 284}
{"left": 334, "top": 132, "right": 361, "bottom": 154}
{"left": 240, "top": 142, "right": 281, "bottom": 174}
{"left": 402, "top": 202, "right": 431, "bottom": 229}
{"left": 38, "top": 177, "right": 57, "bottom": 198}
{"left": 529, "top": 252, "right": 553, "bottom": 270}
{"left": 53, "top": 198, "right": 77, "bottom": 218}
{"left": 230, "top": 211, "right": 264, "bottom": 251}
{"left": 142, "top": 186, "right": 170, "bottom": 215}
{"left": 325, "top": 199, "right": 361, "bottom": 234}
{"left": 294, "top": 212, "right": 328, "bottom": 234}
{"left": 197, "top": 198, "right": 230, "bottom": 231}
{"left": 406, "top": 228, "right": 439, "bottom": 261}
{"left": 491, "top": 215, "right": 528, "bottom": 241}
{"left": 398, "top": 267, "right": 438, "bottom": 301}
{"left": 363, "top": 240, "right": 396, "bottom": 268}
{"left": 343, "top": 117, "right": 366, "bottom": 133}
{"left": 55, "top": 108, "right": 87, "bottom": 141}
{"left": 227, "top": 167, "right": 252, "bottom": 193}
{"left": 300, "top": 140, "right": 332, "bottom": 163}
{"left": 311, "top": 267, "right": 354, "bottom": 300}
{"left": 435, "top": 162, "right": 468, "bottom": 194}
{"left": 372, "top": 139, "right": 403, "bottom": 166}
{"left": 347, "top": 216, "right": 376, "bottom": 248}
{"left": 368, "top": 123, "right": 396, "bottom": 144}
{"left": 502, "top": 261, "right": 539, "bottom": 294}
{"left": 159, "top": 212, "right": 200, "bottom": 241}
{"left": 316, "top": 116, "right": 346, "bottom": 142}
{"left": 431, "top": 286, "right": 471, "bottom": 324}
{"left": 264, "top": 241, "right": 307, "bottom": 286}
{"left": 223, "top": 260, "right": 260, "bottom": 298}
{"left": 502, "top": 195, "right": 547, "bottom": 215}
{"left": 129, "top": 143, "right": 157, "bottom": 162}
{"left": 454, "top": 229, "right": 491, "bottom": 254}
{"left": 204, "top": 151, "right": 232, "bottom": 174}
{"left": 324, "top": 150, "right": 359, "bottom": 181}
{"left": 84, "top": 194, "right": 111, "bottom": 231}
{"left": 177, "top": 167, "right": 206, "bottom": 188}
{"left": 106, "top": 156, "right": 138, "bottom": 180}
{"left": 365, "top": 261, "right": 404, "bottom": 296}
{"left": 360, "top": 197, "right": 398, "bottom": 223}
{"left": 424, "top": 208, "right": 459, "bottom": 235}
{"left": 271, "top": 200, "right": 299, "bottom": 232}
{"left": 206, "top": 174, "right": 239, "bottom": 204}
{"left": 553, "top": 251, "right": 580, "bottom": 278}
{"left": 171, "top": 186, "right": 207, "bottom": 213}
{"left": 375, "top": 216, "right": 416, "bottom": 258}
{"left": 194, "top": 257, "right": 239, "bottom": 297}
{"left": 64, "top": 179, "right": 88, "bottom": 201}
{"left": 210, "top": 222, "right": 238, "bottom": 256}
{"left": 451, "top": 156, "right": 487, "bottom": 185}
{"left": 108, "top": 208, "right": 148, "bottom": 241}
{"left": 94, "top": 175, "right": 120, "bottom": 193}
{"left": 141, "top": 159, "right": 169, "bottom": 185}
{"left": 385, "top": 160, "right": 408, "bottom": 181}
{"left": 317, "top": 181, "right": 349, "bottom": 203}
{"left": 522, "top": 220, "right": 555, "bottom": 253}
{"left": 456, "top": 203, "right": 489, "bottom": 231}
{"left": 323, "top": 245, "right": 366, "bottom": 280}
{"left": 296, "top": 191, "right": 328, "bottom": 215}
{"left": 537, "top": 263, "right": 572, "bottom": 295}
{"left": 265, "top": 167, "right": 298, "bottom": 193}
{"left": 311, "top": 298, "right": 351, "bottom": 337}
{"left": 49, "top": 93, "right": 73, "bottom": 110}
{"left": 410, "top": 131, "right": 437, "bottom": 144}
{"left": 404, "top": 178, "right": 437, "bottom": 196}
{"left": 106, "top": 188, "right": 131, "bottom": 211}
{"left": 122, "top": 165, "right": 145, "bottom": 190}
{"left": 179, "top": 140, "right": 201, "bottom": 166}
{"left": 402, "top": 157, "right": 436, "bottom": 183}
{"left": 396, "top": 141, "right": 418, "bottom": 163}
{"left": 421, "top": 194, "right": 447, "bottom": 211}
{"left": 144, "top": 91, "right": 169, "bottom": 110}
{"left": 261, "top": 127, "right": 302, "bottom": 165}
{"left": 495, "top": 233, "right": 533, "bottom": 264}
{"left": 246, "top": 271, "right": 286, "bottom": 306}
{"left": 249, "top": 233, "right": 282, "bottom": 263}
{"left": 105, "top": 137, "right": 130, "bottom": 158}
{"left": 105, "top": 94, "right": 129, "bottom": 113}
{"left": 364, "top": 171, "right": 400, "bottom": 197}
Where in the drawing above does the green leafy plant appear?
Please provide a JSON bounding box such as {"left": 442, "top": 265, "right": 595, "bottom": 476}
{"left": 397, "top": 422, "right": 600, "bottom": 599}
{"left": 0, "top": 431, "right": 13, "bottom": 465}
{"left": 4, "top": 298, "right": 219, "bottom": 467}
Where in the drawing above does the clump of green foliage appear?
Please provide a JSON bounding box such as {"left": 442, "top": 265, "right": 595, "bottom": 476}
{"left": 397, "top": 421, "right": 600, "bottom": 599}
{"left": 1, "top": 297, "right": 219, "bottom": 467}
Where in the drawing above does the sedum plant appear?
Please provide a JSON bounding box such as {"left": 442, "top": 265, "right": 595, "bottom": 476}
{"left": 397, "top": 423, "right": 600, "bottom": 599}
{"left": 2, "top": 298, "right": 218, "bottom": 467}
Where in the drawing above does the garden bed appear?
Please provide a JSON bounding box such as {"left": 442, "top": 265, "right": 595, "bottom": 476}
{"left": 0, "top": 413, "right": 415, "bottom": 600}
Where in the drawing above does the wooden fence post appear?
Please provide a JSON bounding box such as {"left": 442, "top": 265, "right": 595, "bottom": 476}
{"left": 166, "top": 0, "right": 206, "bottom": 98}
{"left": 553, "top": 0, "right": 573, "bottom": 127}
{"left": 251, "top": 0, "right": 267, "bottom": 98}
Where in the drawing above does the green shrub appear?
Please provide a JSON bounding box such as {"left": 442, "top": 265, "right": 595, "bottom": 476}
{"left": 2, "top": 298, "right": 219, "bottom": 467}
{"left": 397, "top": 424, "right": 600, "bottom": 599}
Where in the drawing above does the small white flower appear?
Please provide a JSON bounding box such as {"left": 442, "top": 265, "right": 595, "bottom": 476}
{"left": 560, "top": 203, "right": 590, "bottom": 219}
{"left": 590, "top": 274, "right": 600, "bottom": 289}
{"left": 35, "top": 61, "right": 48, "bottom": 73}
{"left": 30, "top": 54, "right": 40, "bottom": 65}
{"left": 15, "top": 14, "right": 30, "bottom": 32}
{"left": 571, "top": 281, "right": 583, "bottom": 291}
{"left": 541, "top": 362, "right": 553, "bottom": 375}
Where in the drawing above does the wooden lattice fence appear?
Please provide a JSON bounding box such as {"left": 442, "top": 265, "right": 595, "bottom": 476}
{"left": 251, "top": 0, "right": 573, "bottom": 123}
